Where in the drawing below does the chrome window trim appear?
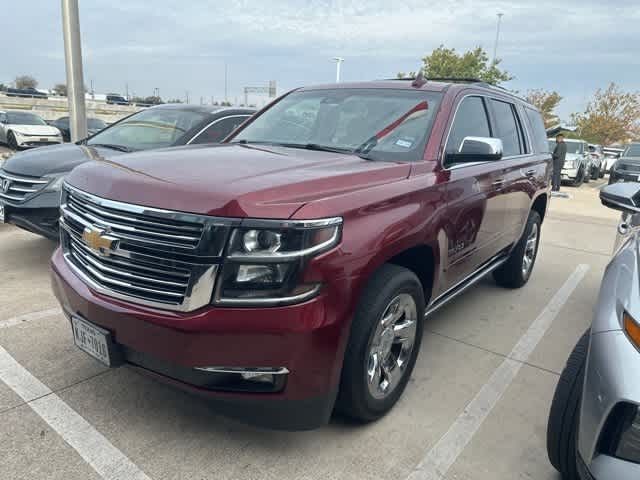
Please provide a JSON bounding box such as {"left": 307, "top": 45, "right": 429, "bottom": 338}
{"left": 187, "top": 115, "right": 251, "bottom": 145}
{"left": 441, "top": 93, "right": 537, "bottom": 172}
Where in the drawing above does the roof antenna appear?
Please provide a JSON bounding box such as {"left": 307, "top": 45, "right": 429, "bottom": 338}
{"left": 412, "top": 70, "right": 427, "bottom": 88}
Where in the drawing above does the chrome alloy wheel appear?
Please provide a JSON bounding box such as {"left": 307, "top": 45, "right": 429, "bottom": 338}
{"left": 366, "top": 293, "right": 418, "bottom": 400}
{"left": 522, "top": 222, "right": 539, "bottom": 277}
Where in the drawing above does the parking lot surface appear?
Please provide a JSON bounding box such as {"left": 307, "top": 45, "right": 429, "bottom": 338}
{"left": 0, "top": 179, "right": 618, "bottom": 479}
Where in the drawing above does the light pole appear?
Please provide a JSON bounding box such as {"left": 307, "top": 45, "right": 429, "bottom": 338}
{"left": 492, "top": 13, "right": 504, "bottom": 66}
{"left": 332, "top": 57, "right": 344, "bottom": 83}
{"left": 61, "top": 0, "right": 87, "bottom": 141}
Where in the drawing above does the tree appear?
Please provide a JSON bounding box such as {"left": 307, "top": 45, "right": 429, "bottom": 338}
{"left": 525, "top": 89, "right": 562, "bottom": 128}
{"left": 15, "top": 75, "right": 38, "bottom": 89}
{"left": 166, "top": 98, "right": 183, "bottom": 104}
{"left": 52, "top": 83, "right": 67, "bottom": 96}
{"left": 571, "top": 83, "right": 640, "bottom": 145}
{"left": 398, "top": 45, "right": 513, "bottom": 85}
{"left": 0, "top": 83, "right": 7, "bottom": 92}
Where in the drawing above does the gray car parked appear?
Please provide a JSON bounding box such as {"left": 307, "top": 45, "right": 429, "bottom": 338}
{"left": 547, "top": 181, "right": 640, "bottom": 479}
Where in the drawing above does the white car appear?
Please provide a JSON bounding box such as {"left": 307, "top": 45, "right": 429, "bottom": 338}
{"left": 0, "top": 110, "right": 63, "bottom": 150}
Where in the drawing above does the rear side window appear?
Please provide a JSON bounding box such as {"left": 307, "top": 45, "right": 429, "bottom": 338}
{"left": 191, "top": 116, "right": 249, "bottom": 144}
{"left": 524, "top": 108, "right": 549, "bottom": 153}
{"left": 446, "top": 96, "right": 491, "bottom": 155}
{"left": 490, "top": 100, "right": 522, "bottom": 157}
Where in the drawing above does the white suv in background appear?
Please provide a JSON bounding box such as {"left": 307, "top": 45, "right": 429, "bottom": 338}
{"left": 549, "top": 138, "right": 591, "bottom": 186}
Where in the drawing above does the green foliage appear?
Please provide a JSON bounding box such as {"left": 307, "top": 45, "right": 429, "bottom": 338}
{"left": 398, "top": 45, "right": 513, "bottom": 85}
{"left": 571, "top": 83, "right": 640, "bottom": 145}
{"left": 166, "top": 98, "right": 183, "bottom": 104}
{"left": 52, "top": 83, "right": 67, "bottom": 96}
{"left": 525, "top": 90, "right": 562, "bottom": 128}
{"left": 14, "top": 75, "right": 38, "bottom": 89}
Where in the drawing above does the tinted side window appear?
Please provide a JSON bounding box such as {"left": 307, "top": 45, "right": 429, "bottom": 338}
{"left": 446, "top": 96, "right": 491, "bottom": 156}
{"left": 524, "top": 108, "right": 549, "bottom": 153}
{"left": 490, "top": 100, "right": 522, "bottom": 157}
{"left": 191, "top": 116, "right": 249, "bottom": 144}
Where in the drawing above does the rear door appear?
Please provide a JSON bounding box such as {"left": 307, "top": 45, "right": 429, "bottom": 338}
{"left": 442, "top": 94, "right": 506, "bottom": 290}
{"left": 487, "top": 99, "right": 541, "bottom": 248}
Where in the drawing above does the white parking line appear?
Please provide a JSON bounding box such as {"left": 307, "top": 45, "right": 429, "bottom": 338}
{"left": 0, "top": 307, "right": 62, "bottom": 329}
{"left": 0, "top": 345, "right": 151, "bottom": 480}
{"left": 407, "top": 264, "right": 590, "bottom": 480}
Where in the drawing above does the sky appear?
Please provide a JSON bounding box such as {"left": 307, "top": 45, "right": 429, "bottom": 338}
{"left": 2, "top": 0, "right": 639, "bottom": 121}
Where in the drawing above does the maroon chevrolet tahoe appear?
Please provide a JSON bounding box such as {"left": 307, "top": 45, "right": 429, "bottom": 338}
{"left": 51, "top": 79, "right": 551, "bottom": 430}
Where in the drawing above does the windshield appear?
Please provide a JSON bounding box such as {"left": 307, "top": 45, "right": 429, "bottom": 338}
{"left": 565, "top": 142, "right": 583, "bottom": 154}
{"left": 88, "top": 118, "right": 107, "bottom": 129}
{"left": 232, "top": 89, "right": 443, "bottom": 162}
{"left": 624, "top": 144, "right": 640, "bottom": 157}
{"left": 6, "top": 112, "right": 47, "bottom": 126}
{"left": 87, "top": 108, "right": 208, "bottom": 150}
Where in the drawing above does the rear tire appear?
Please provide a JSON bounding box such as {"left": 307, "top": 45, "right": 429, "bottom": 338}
{"left": 547, "top": 330, "right": 589, "bottom": 480}
{"left": 336, "top": 264, "right": 425, "bottom": 422}
{"left": 572, "top": 169, "right": 584, "bottom": 187}
{"left": 493, "top": 210, "right": 541, "bottom": 288}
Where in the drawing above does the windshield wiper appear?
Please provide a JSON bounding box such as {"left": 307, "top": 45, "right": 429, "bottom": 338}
{"left": 88, "top": 143, "right": 133, "bottom": 153}
{"left": 280, "top": 143, "right": 353, "bottom": 154}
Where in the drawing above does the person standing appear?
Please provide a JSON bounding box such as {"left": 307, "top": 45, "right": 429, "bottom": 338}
{"left": 552, "top": 133, "right": 567, "bottom": 192}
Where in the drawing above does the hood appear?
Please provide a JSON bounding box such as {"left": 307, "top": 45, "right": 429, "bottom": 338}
{"left": 66, "top": 143, "right": 411, "bottom": 219}
{"left": 2, "top": 143, "right": 124, "bottom": 177}
{"left": 619, "top": 156, "right": 640, "bottom": 165}
{"left": 565, "top": 153, "right": 583, "bottom": 161}
{"left": 10, "top": 124, "right": 61, "bottom": 136}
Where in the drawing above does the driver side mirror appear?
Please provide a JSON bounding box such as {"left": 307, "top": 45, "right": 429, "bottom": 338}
{"left": 446, "top": 137, "right": 503, "bottom": 164}
{"left": 600, "top": 182, "right": 640, "bottom": 214}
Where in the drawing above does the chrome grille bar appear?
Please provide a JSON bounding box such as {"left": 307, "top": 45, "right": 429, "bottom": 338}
{"left": 0, "top": 170, "right": 49, "bottom": 202}
{"left": 59, "top": 183, "right": 231, "bottom": 312}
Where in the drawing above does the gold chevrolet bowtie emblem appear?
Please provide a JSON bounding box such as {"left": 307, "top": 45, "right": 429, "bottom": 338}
{"left": 82, "top": 226, "right": 119, "bottom": 256}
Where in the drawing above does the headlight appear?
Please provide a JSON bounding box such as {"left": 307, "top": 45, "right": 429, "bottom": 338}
{"left": 44, "top": 174, "right": 67, "bottom": 192}
{"left": 214, "top": 217, "right": 342, "bottom": 306}
{"left": 624, "top": 312, "right": 640, "bottom": 349}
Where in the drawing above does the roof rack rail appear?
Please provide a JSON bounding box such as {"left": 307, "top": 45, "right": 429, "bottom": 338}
{"left": 384, "top": 77, "right": 486, "bottom": 84}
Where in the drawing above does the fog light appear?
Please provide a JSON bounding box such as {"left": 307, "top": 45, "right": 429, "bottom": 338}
{"left": 616, "top": 407, "right": 640, "bottom": 463}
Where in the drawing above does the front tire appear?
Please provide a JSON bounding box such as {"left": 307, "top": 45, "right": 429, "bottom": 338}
{"left": 7, "top": 131, "right": 18, "bottom": 150}
{"left": 547, "top": 330, "right": 589, "bottom": 480}
{"left": 572, "top": 169, "right": 584, "bottom": 187}
{"left": 336, "top": 264, "right": 425, "bottom": 422}
{"left": 591, "top": 166, "right": 600, "bottom": 180}
{"left": 493, "top": 210, "right": 541, "bottom": 288}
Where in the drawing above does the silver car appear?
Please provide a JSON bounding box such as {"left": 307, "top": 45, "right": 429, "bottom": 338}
{"left": 547, "top": 181, "right": 640, "bottom": 479}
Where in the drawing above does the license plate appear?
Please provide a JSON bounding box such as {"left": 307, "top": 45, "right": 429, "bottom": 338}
{"left": 0, "top": 205, "right": 4, "bottom": 223}
{"left": 40, "top": 137, "right": 48, "bottom": 142}
{"left": 72, "top": 316, "right": 112, "bottom": 366}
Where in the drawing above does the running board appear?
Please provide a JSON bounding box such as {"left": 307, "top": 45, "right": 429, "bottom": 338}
{"left": 425, "top": 254, "right": 509, "bottom": 318}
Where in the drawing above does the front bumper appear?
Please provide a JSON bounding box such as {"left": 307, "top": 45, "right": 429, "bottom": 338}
{"left": 14, "top": 133, "right": 62, "bottom": 148}
{"left": 561, "top": 167, "right": 579, "bottom": 181}
{"left": 50, "top": 248, "right": 349, "bottom": 430}
{"left": 578, "top": 330, "right": 640, "bottom": 479}
{"left": 1, "top": 191, "right": 62, "bottom": 240}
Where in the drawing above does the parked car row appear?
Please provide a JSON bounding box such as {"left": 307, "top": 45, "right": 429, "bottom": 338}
{"left": 0, "top": 110, "right": 63, "bottom": 149}
{"left": 0, "top": 104, "right": 254, "bottom": 239}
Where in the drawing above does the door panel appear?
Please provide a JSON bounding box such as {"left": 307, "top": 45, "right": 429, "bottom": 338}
{"left": 443, "top": 164, "right": 505, "bottom": 289}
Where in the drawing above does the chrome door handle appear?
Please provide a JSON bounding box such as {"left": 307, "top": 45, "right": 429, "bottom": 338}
{"left": 524, "top": 169, "right": 536, "bottom": 177}
{"left": 492, "top": 179, "right": 505, "bottom": 187}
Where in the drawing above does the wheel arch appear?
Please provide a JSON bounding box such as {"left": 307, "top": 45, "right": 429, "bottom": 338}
{"left": 531, "top": 193, "right": 548, "bottom": 223}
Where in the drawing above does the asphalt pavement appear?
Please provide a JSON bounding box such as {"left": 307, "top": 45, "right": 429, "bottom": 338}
{"left": 0, "top": 178, "right": 619, "bottom": 480}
